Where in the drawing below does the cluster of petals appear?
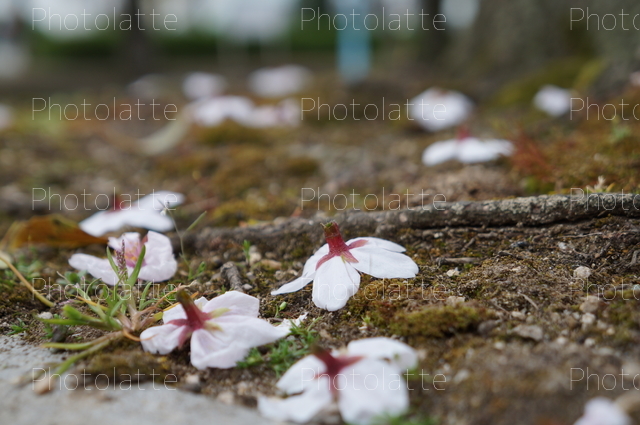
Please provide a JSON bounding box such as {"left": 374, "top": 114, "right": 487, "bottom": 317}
{"left": 141, "top": 291, "right": 293, "bottom": 370}
{"left": 258, "top": 337, "right": 417, "bottom": 425}
{"left": 422, "top": 133, "right": 514, "bottom": 166}
{"left": 271, "top": 222, "right": 419, "bottom": 311}
{"left": 69, "top": 231, "right": 177, "bottom": 286}
{"left": 189, "top": 96, "right": 299, "bottom": 128}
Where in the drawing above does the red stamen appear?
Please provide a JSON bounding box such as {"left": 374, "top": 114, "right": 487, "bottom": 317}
{"left": 174, "top": 290, "right": 211, "bottom": 331}
{"left": 316, "top": 222, "right": 365, "bottom": 270}
{"left": 313, "top": 347, "right": 363, "bottom": 395}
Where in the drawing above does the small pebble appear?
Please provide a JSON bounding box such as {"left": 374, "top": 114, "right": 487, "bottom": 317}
{"left": 217, "top": 391, "right": 235, "bottom": 405}
{"left": 259, "top": 259, "right": 282, "bottom": 270}
{"left": 581, "top": 313, "right": 596, "bottom": 331}
{"left": 37, "top": 312, "right": 53, "bottom": 320}
{"left": 453, "top": 369, "right": 470, "bottom": 384}
{"left": 242, "top": 284, "right": 253, "bottom": 291}
{"left": 554, "top": 337, "right": 568, "bottom": 346}
{"left": 511, "top": 311, "right": 526, "bottom": 321}
{"left": 446, "top": 269, "right": 460, "bottom": 277}
{"left": 512, "top": 325, "right": 544, "bottom": 342}
{"left": 184, "top": 374, "right": 200, "bottom": 385}
{"left": 573, "top": 266, "right": 592, "bottom": 280}
{"left": 446, "top": 296, "right": 465, "bottom": 306}
{"left": 248, "top": 246, "right": 262, "bottom": 266}
{"left": 510, "top": 241, "right": 529, "bottom": 249}
{"left": 478, "top": 320, "right": 497, "bottom": 336}
{"left": 579, "top": 295, "right": 601, "bottom": 314}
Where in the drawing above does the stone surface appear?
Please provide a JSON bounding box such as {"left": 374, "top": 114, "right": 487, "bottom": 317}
{"left": 512, "top": 325, "right": 544, "bottom": 342}
{"left": 0, "top": 336, "right": 274, "bottom": 425}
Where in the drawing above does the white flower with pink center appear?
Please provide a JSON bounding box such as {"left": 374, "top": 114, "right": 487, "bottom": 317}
{"left": 271, "top": 222, "right": 419, "bottom": 311}
{"left": 140, "top": 290, "right": 291, "bottom": 370}
{"left": 258, "top": 337, "right": 417, "bottom": 425}
{"left": 69, "top": 231, "right": 177, "bottom": 286}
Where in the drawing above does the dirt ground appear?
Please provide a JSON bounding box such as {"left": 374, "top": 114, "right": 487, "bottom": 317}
{"left": 2, "top": 59, "right": 640, "bottom": 424}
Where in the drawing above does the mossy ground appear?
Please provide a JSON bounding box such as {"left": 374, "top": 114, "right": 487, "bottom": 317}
{"left": 1, "top": 58, "right": 640, "bottom": 424}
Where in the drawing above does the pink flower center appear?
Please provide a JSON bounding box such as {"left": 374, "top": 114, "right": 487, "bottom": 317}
{"left": 316, "top": 222, "right": 367, "bottom": 270}
{"left": 313, "top": 348, "right": 363, "bottom": 395}
{"left": 118, "top": 236, "right": 146, "bottom": 268}
{"left": 166, "top": 290, "right": 214, "bottom": 346}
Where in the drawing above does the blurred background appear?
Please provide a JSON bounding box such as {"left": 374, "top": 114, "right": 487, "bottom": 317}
{"left": 1, "top": 0, "right": 639, "bottom": 229}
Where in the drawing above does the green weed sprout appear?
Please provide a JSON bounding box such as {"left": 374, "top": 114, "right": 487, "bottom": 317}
{"left": 33, "top": 244, "right": 180, "bottom": 393}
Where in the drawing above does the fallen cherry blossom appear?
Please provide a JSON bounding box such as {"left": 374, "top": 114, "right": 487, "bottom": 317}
{"left": 410, "top": 88, "right": 473, "bottom": 132}
{"left": 271, "top": 222, "right": 418, "bottom": 311}
{"left": 79, "top": 190, "right": 184, "bottom": 237}
{"left": 141, "top": 290, "right": 293, "bottom": 369}
{"left": 574, "top": 397, "right": 630, "bottom": 425}
{"left": 533, "top": 85, "right": 573, "bottom": 117}
{"left": 258, "top": 337, "right": 417, "bottom": 425}
{"left": 249, "top": 65, "right": 311, "bottom": 98}
{"left": 189, "top": 95, "right": 299, "bottom": 128}
{"left": 422, "top": 128, "right": 514, "bottom": 166}
{"left": 69, "top": 231, "right": 177, "bottom": 285}
{"left": 182, "top": 72, "right": 227, "bottom": 100}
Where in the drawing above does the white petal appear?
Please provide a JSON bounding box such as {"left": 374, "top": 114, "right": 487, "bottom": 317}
{"left": 533, "top": 85, "right": 572, "bottom": 117}
{"left": 135, "top": 191, "right": 185, "bottom": 212}
{"left": 249, "top": 65, "right": 311, "bottom": 98}
{"left": 277, "top": 312, "right": 309, "bottom": 333}
{"left": 271, "top": 276, "right": 314, "bottom": 295}
{"left": 160, "top": 298, "right": 207, "bottom": 323}
{"left": 347, "top": 338, "right": 418, "bottom": 371}
{"left": 276, "top": 354, "right": 326, "bottom": 394}
{"left": 79, "top": 210, "right": 129, "bottom": 237}
{"left": 338, "top": 359, "right": 409, "bottom": 425}
{"left": 574, "top": 398, "right": 630, "bottom": 425}
{"left": 161, "top": 303, "right": 187, "bottom": 323}
{"left": 258, "top": 380, "right": 332, "bottom": 423}
{"left": 347, "top": 237, "right": 406, "bottom": 253}
{"left": 190, "top": 328, "right": 243, "bottom": 370}
{"left": 202, "top": 291, "right": 259, "bottom": 317}
{"left": 117, "top": 209, "right": 175, "bottom": 233}
{"left": 350, "top": 247, "right": 419, "bottom": 279}
{"left": 79, "top": 191, "right": 183, "bottom": 237}
{"left": 410, "top": 88, "right": 473, "bottom": 132}
{"left": 140, "top": 324, "right": 185, "bottom": 354}
{"left": 183, "top": 72, "right": 226, "bottom": 100}
{"left": 137, "top": 231, "right": 177, "bottom": 282}
{"left": 191, "top": 316, "right": 289, "bottom": 369}
{"left": 107, "top": 232, "right": 141, "bottom": 250}
{"left": 457, "top": 138, "right": 513, "bottom": 164}
{"left": 312, "top": 257, "right": 360, "bottom": 311}
{"left": 421, "top": 139, "right": 459, "bottom": 166}
{"left": 271, "top": 244, "right": 328, "bottom": 295}
{"left": 215, "top": 315, "right": 290, "bottom": 346}
{"left": 68, "top": 254, "right": 118, "bottom": 286}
